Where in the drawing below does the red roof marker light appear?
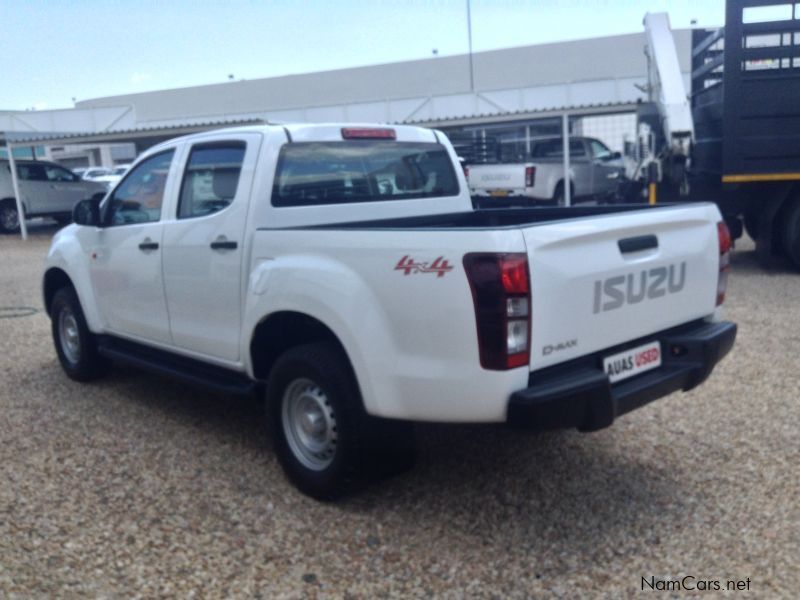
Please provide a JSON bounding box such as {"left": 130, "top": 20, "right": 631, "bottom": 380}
{"left": 341, "top": 128, "right": 396, "bottom": 140}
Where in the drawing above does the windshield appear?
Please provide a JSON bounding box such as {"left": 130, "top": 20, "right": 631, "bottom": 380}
{"left": 271, "top": 141, "right": 459, "bottom": 207}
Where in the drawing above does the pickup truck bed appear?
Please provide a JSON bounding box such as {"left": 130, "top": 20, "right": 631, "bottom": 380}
{"left": 291, "top": 203, "right": 675, "bottom": 230}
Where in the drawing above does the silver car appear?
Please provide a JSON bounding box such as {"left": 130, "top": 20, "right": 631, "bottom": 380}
{"left": 0, "top": 160, "right": 107, "bottom": 233}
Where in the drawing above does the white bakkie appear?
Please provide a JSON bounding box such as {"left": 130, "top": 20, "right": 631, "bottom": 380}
{"left": 43, "top": 123, "right": 737, "bottom": 499}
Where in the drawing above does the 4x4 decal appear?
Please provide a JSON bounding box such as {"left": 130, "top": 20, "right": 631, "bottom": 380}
{"left": 394, "top": 255, "right": 453, "bottom": 278}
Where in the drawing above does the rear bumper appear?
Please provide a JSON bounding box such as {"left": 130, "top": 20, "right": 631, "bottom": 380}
{"left": 508, "top": 321, "right": 737, "bottom": 431}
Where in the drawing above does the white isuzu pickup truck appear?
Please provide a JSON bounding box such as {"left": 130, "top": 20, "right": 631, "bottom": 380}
{"left": 43, "top": 123, "right": 736, "bottom": 499}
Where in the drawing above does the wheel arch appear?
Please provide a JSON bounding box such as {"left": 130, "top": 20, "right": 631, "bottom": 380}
{"left": 43, "top": 267, "right": 74, "bottom": 316}
{"left": 553, "top": 178, "right": 575, "bottom": 200}
{"left": 250, "top": 311, "right": 357, "bottom": 385}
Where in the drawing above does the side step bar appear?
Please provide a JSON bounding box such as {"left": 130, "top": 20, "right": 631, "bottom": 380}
{"left": 97, "top": 336, "right": 258, "bottom": 397}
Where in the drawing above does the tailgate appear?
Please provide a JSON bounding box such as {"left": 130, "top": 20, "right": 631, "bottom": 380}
{"left": 469, "top": 164, "right": 527, "bottom": 192}
{"left": 523, "top": 204, "right": 721, "bottom": 371}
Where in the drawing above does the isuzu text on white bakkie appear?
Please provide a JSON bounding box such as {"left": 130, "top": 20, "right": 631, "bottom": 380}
{"left": 43, "top": 124, "right": 736, "bottom": 499}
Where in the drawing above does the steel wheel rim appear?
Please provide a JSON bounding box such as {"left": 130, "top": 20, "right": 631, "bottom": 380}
{"left": 58, "top": 307, "right": 81, "bottom": 365}
{"left": 281, "top": 377, "right": 337, "bottom": 471}
{"left": 1, "top": 205, "right": 19, "bottom": 230}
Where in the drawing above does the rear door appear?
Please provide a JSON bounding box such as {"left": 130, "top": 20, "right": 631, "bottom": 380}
{"left": 568, "top": 140, "right": 592, "bottom": 197}
{"left": 42, "top": 163, "right": 89, "bottom": 213}
{"left": 521, "top": 204, "right": 720, "bottom": 371}
{"left": 588, "top": 139, "right": 621, "bottom": 197}
{"left": 161, "top": 134, "right": 261, "bottom": 362}
{"left": 15, "top": 163, "right": 49, "bottom": 214}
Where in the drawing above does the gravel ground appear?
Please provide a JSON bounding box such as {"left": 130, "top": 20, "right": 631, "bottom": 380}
{"left": 0, "top": 223, "right": 798, "bottom": 598}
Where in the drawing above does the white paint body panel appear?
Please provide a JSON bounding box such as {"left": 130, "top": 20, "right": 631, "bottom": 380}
{"left": 44, "top": 123, "right": 723, "bottom": 423}
{"left": 523, "top": 204, "right": 720, "bottom": 371}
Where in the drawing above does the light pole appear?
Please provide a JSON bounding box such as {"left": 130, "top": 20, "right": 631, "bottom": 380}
{"left": 466, "top": 0, "right": 474, "bottom": 92}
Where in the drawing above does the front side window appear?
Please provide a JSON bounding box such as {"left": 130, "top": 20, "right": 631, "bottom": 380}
{"left": 105, "top": 150, "right": 174, "bottom": 226}
{"left": 45, "top": 165, "right": 78, "bottom": 182}
{"left": 590, "top": 140, "right": 613, "bottom": 161}
{"left": 272, "top": 141, "right": 459, "bottom": 207}
{"left": 178, "top": 142, "right": 245, "bottom": 219}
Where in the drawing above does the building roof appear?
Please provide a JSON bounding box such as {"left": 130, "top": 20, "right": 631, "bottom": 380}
{"left": 75, "top": 30, "right": 693, "bottom": 127}
{"left": 1, "top": 117, "right": 264, "bottom": 148}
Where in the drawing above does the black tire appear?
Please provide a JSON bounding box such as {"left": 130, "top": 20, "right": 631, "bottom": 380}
{"left": 0, "top": 199, "right": 21, "bottom": 234}
{"left": 266, "top": 342, "right": 415, "bottom": 500}
{"left": 744, "top": 209, "right": 760, "bottom": 242}
{"left": 552, "top": 181, "right": 575, "bottom": 206}
{"left": 552, "top": 182, "right": 564, "bottom": 205}
{"left": 50, "top": 287, "right": 111, "bottom": 381}
{"left": 781, "top": 197, "right": 800, "bottom": 269}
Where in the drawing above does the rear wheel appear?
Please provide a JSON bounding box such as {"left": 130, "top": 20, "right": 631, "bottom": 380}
{"left": 744, "top": 206, "right": 760, "bottom": 241}
{"left": 267, "top": 342, "right": 414, "bottom": 500}
{"left": 0, "top": 199, "right": 20, "bottom": 234}
{"left": 552, "top": 182, "right": 564, "bottom": 206}
{"left": 50, "top": 287, "right": 111, "bottom": 381}
{"left": 781, "top": 197, "right": 800, "bottom": 268}
{"left": 552, "top": 181, "right": 575, "bottom": 206}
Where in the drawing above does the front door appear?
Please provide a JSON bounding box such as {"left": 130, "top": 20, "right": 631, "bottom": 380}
{"left": 89, "top": 149, "right": 177, "bottom": 344}
{"left": 161, "top": 135, "right": 260, "bottom": 362}
{"left": 589, "top": 139, "right": 620, "bottom": 197}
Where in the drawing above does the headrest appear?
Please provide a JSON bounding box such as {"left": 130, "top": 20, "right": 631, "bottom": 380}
{"left": 213, "top": 168, "right": 240, "bottom": 200}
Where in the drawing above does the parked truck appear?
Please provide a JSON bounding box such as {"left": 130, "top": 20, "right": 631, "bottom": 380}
{"left": 468, "top": 136, "right": 625, "bottom": 205}
{"left": 43, "top": 123, "right": 736, "bottom": 499}
{"left": 632, "top": 3, "right": 800, "bottom": 268}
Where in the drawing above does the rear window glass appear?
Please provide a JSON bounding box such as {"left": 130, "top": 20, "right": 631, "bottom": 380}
{"left": 271, "top": 141, "right": 459, "bottom": 207}
{"left": 530, "top": 139, "right": 586, "bottom": 158}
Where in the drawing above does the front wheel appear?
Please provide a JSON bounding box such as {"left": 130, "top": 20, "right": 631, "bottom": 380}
{"left": 266, "top": 342, "right": 414, "bottom": 500}
{"left": 50, "top": 287, "right": 111, "bottom": 381}
{"left": 0, "top": 199, "right": 20, "bottom": 234}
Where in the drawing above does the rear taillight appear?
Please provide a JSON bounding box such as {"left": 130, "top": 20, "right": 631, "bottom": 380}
{"left": 341, "top": 127, "right": 396, "bottom": 140}
{"left": 525, "top": 166, "right": 536, "bottom": 188}
{"left": 463, "top": 165, "right": 469, "bottom": 180}
{"left": 717, "top": 221, "right": 731, "bottom": 306}
{"left": 463, "top": 253, "right": 531, "bottom": 370}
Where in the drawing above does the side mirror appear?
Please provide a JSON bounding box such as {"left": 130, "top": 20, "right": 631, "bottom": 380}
{"left": 72, "top": 194, "right": 103, "bottom": 227}
{"left": 607, "top": 151, "right": 622, "bottom": 161}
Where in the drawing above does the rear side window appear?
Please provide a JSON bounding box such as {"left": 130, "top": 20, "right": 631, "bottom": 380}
{"left": 17, "top": 163, "right": 48, "bottom": 181}
{"left": 178, "top": 142, "right": 245, "bottom": 219}
{"left": 271, "top": 141, "right": 459, "bottom": 207}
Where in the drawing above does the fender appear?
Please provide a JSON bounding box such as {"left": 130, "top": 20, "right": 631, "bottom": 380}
{"left": 242, "top": 254, "right": 397, "bottom": 417}
{"left": 44, "top": 225, "right": 106, "bottom": 333}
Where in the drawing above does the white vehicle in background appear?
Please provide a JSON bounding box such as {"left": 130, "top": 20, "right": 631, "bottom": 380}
{"left": 0, "top": 160, "right": 106, "bottom": 232}
{"left": 78, "top": 167, "right": 112, "bottom": 181}
{"left": 43, "top": 123, "right": 735, "bottom": 499}
{"left": 468, "top": 136, "right": 626, "bottom": 205}
{"left": 91, "top": 164, "right": 132, "bottom": 190}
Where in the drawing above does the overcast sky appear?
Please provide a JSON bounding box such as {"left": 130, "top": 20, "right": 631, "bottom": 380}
{"left": 0, "top": 0, "right": 724, "bottom": 111}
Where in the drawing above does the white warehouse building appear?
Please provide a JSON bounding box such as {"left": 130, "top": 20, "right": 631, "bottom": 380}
{"left": 1, "top": 29, "right": 694, "bottom": 166}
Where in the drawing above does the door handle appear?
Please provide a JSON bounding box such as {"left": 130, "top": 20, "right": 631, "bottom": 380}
{"left": 210, "top": 239, "right": 237, "bottom": 250}
{"left": 138, "top": 239, "right": 159, "bottom": 251}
